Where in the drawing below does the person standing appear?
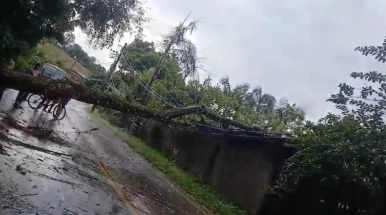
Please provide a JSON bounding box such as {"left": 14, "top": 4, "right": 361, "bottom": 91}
{"left": 13, "top": 63, "right": 41, "bottom": 108}
{"left": 0, "top": 57, "right": 16, "bottom": 101}
{"left": 0, "top": 57, "right": 15, "bottom": 71}
{"left": 29, "top": 62, "right": 41, "bottom": 77}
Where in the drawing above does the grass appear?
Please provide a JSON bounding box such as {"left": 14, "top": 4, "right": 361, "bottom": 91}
{"left": 37, "top": 42, "right": 90, "bottom": 76}
{"left": 87, "top": 109, "right": 248, "bottom": 215}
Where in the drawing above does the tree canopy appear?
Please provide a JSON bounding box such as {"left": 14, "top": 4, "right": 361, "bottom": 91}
{"left": 0, "top": 0, "right": 146, "bottom": 58}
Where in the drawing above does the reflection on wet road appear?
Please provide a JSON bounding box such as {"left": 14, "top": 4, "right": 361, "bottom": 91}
{"left": 0, "top": 89, "right": 206, "bottom": 215}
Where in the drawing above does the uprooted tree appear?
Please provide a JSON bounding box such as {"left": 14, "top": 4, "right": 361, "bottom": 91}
{"left": 0, "top": 69, "right": 266, "bottom": 132}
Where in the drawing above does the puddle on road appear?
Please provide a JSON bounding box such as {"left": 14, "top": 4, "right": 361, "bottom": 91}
{"left": 0, "top": 113, "right": 133, "bottom": 215}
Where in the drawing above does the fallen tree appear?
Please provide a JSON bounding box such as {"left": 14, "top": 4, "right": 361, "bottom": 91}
{"left": 0, "top": 69, "right": 264, "bottom": 131}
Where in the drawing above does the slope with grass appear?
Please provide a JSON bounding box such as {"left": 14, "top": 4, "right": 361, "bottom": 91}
{"left": 37, "top": 42, "right": 91, "bottom": 76}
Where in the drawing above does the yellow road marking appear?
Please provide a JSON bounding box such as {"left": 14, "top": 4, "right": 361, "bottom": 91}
{"left": 97, "top": 161, "right": 140, "bottom": 215}
{"left": 97, "top": 160, "right": 211, "bottom": 215}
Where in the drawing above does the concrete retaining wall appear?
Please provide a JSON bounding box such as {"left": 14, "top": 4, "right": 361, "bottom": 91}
{"left": 129, "top": 118, "right": 291, "bottom": 214}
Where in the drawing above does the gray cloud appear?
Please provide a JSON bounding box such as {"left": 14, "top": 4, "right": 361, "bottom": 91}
{"left": 75, "top": 0, "right": 386, "bottom": 121}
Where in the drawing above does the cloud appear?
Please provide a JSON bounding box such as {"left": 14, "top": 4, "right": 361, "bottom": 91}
{"left": 74, "top": 0, "right": 386, "bottom": 121}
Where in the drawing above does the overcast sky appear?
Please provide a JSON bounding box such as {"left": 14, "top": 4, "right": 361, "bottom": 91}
{"left": 74, "top": 0, "right": 386, "bottom": 121}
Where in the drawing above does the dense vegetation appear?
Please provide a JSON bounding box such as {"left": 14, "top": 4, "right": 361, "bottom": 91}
{"left": 89, "top": 38, "right": 305, "bottom": 133}
{"left": 3, "top": 0, "right": 386, "bottom": 215}
{"left": 259, "top": 39, "right": 386, "bottom": 214}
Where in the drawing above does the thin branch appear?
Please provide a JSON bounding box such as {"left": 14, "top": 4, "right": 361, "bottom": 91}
{"left": 349, "top": 96, "right": 386, "bottom": 103}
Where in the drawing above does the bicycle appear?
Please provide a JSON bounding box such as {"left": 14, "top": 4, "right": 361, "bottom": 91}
{"left": 27, "top": 94, "right": 67, "bottom": 120}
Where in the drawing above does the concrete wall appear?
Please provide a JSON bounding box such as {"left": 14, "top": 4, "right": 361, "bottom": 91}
{"left": 130, "top": 119, "right": 291, "bottom": 214}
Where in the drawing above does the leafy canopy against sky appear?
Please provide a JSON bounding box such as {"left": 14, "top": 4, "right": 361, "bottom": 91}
{"left": 74, "top": 0, "right": 386, "bottom": 121}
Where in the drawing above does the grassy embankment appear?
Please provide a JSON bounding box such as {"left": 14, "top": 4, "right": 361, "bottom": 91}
{"left": 37, "top": 42, "right": 90, "bottom": 76}
{"left": 87, "top": 109, "right": 248, "bottom": 215}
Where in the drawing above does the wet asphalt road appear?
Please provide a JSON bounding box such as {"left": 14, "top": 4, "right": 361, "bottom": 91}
{"left": 0, "top": 89, "right": 208, "bottom": 215}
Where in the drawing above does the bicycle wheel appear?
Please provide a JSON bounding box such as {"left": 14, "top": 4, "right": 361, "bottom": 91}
{"left": 53, "top": 105, "right": 66, "bottom": 120}
{"left": 27, "top": 94, "right": 44, "bottom": 109}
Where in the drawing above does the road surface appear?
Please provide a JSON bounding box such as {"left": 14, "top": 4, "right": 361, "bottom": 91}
{"left": 0, "top": 89, "right": 208, "bottom": 215}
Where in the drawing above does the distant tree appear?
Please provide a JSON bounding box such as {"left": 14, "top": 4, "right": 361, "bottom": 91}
{"left": 273, "top": 98, "right": 305, "bottom": 131}
{"left": 140, "top": 15, "right": 202, "bottom": 105}
{"left": 248, "top": 87, "right": 276, "bottom": 114}
{"left": 219, "top": 77, "right": 232, "bottom": 95}
{"left": 65, "top": 43, "right": 106, "bottom": 75}
{"left": 119, "top": 39, "right": 160, "bottom": 73}
{"left": 169, "top": 75, "right": 305, "bottom": 131}
{"left": 64, "top": 32, "right": 75, "bottom": 47}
